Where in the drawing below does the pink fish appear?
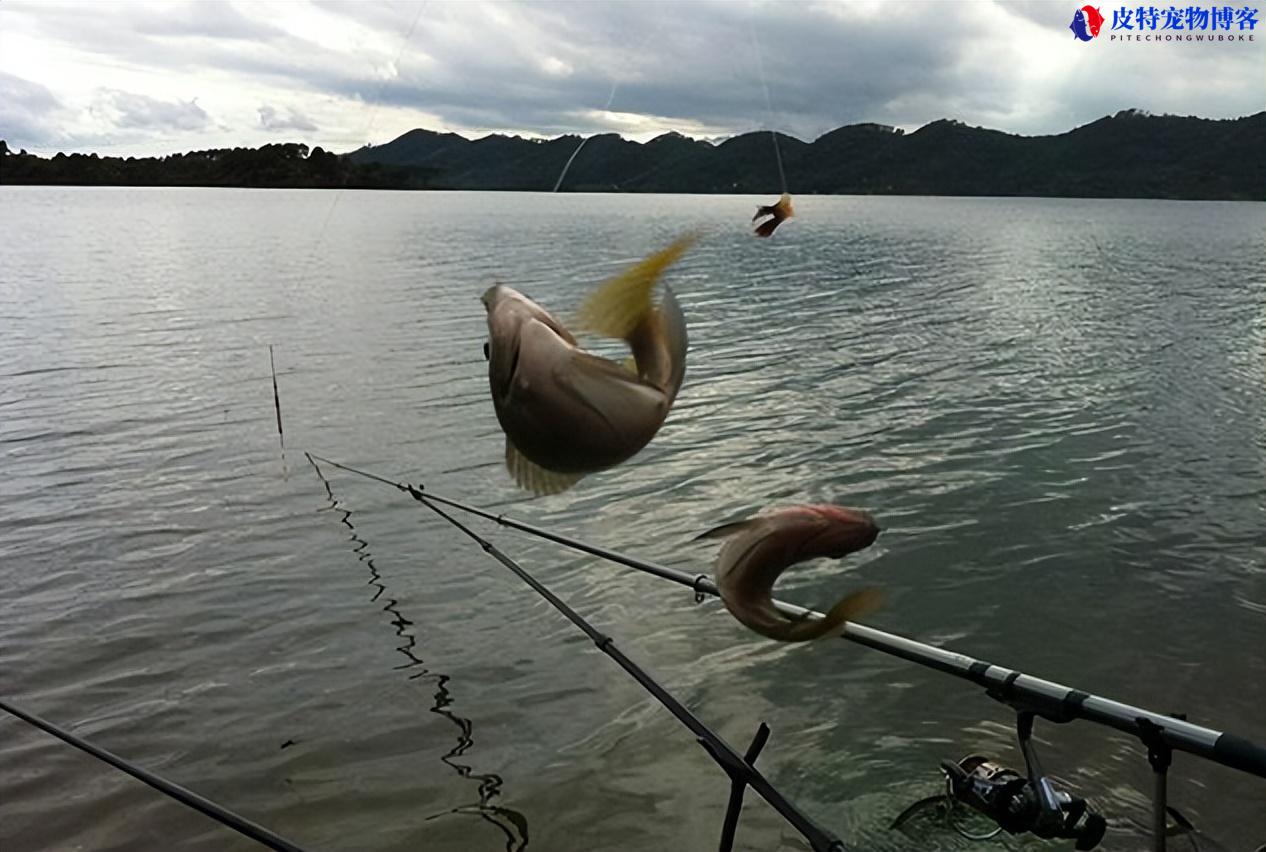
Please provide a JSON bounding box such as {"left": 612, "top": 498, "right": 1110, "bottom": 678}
{"left": 697, "top": 504, "right": 883, "bottom": 641}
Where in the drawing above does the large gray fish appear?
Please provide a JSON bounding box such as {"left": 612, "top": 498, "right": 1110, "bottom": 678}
{"left": 482, "top": 235, "right": 695, "bottom": 495}
{"left": 697, "top": 504, "right": 883, "bottom": 641}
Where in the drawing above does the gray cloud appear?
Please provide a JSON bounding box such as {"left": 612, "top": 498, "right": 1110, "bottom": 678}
{"left": 0, "top": 71, "right": 67, "bottom": 148}
{"left": 259, "top": 105, "right": 319, "bottom": 132}
{"left": 98, "top": 90, "right": 210, "bottom": 131}
{"left": 133, "top": 1, "right": 285, "bottom": 40}
{"left": 314, "top": 3, "right": 975, "bottom": 138}
{"left": 1, "top": 0, "right": 1261, "bottom": 156}
{"left": 302, "top": 1, "right": 1266, "bottom": 143}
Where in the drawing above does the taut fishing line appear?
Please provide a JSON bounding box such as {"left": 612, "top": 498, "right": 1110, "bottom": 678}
{"left": 302, "top": 455, "right": 1266, "bottom": 852}
{"left": 306, "top": 454, "right": 529, "bottom": 850}
{"left": 748, "top": 11, "right": 787, "bottom": 194}
{"left": 552, "top": 80, "right": 619, "bottom": 192}
{"left": 549, "top": 11, "right": 670, "bottom": 194}
{"left": 279, "top": 3, "right": 431, "bottom": 479}
{"left": 313, "top": 1, "right": 429, "bottom": 248}
{"left": 304, "top": 454, "right": 845, "bottom": 852}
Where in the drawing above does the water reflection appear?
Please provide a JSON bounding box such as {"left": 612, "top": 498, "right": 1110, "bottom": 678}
{"left": 308, "top": 454, "right": 529, "bottom": 850}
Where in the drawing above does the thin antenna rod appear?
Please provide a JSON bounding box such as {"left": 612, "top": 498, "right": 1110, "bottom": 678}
{"left": 269, "top": 344, "right": 284, "bottom": 451}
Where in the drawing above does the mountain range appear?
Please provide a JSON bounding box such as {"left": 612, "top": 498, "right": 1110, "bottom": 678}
{"left": 348, "top": 110, "right": 1265, "bottom": 200}
{"left": 4, "top": 110, "right": 1262, "bottom": 200}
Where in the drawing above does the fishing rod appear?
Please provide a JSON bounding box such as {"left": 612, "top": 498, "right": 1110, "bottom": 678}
{"left": 307, "top": 453, "right": 844, "bottom": 852}
{"left": 0, "top": 698, "right": 307, "bottom": 852}
{"left": 308, "top": 453, "right": 1266, "bottom": 851}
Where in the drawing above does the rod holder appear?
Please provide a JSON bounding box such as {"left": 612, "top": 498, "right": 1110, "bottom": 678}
{"left": 716, "top": 723, "right": 772, "bottom": 852}
{"left": 1137, "top": 717, "right": 1173, "bottom": 852}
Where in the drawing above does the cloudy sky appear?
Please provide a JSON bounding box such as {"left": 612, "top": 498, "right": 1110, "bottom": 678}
{"left": 1, "top": 0, "right": 1262, "bottom": 156}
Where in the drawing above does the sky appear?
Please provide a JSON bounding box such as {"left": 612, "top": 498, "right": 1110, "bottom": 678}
{"left": 1, "top": 0, "right": 1262, "bottom": 157}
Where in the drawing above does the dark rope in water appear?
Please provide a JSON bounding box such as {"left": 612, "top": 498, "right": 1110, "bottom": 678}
{"left": 304, "top": 453, "right": 846, "bottom": 852}
{"left": 0, "top": 697, "right": 308, "bottom": 852}
{"left": 302, "top": 455, "right": 1266, "bottom": 786}
{"left": 306, "top": 453, "right": 529, "bottom": 851}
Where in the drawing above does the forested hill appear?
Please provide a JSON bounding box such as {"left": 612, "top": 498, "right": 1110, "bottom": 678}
{"left": 3, "top": 111, "right": 1263, "bottom": 199}
{"left": 0, "top": 143, "right": 418, "bottom": 189}
{"left": 348, "top": 110, "right": 1264, "bottom": 200}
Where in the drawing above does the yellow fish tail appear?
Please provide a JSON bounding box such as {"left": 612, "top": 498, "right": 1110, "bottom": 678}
{"left": 578, "top": 233, "right": 697, "bottom": 341}
{"left": 781, "top": 586, "right": 885, "bottom": 642}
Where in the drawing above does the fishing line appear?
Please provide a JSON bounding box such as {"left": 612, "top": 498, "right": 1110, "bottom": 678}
{"left": 313, "top": 1, "right": 429, "bottom": 248}
{"left": 408, "top": 497, "right": 843, "bottom": 852}
{"left": 302, "top": 454, "right": 1266, "bottom": 786}
{"left": 551, "top": 12, "right": 669, "bottom": 193}
{"left": 306, "top": 453, "right": 529, "bottom": 850}
{"left": 748, "top": 12, "right": 788, "bottom": 193}
{"left": 358, "top": 2, "right": 429, "bottom": 156}
{"left": 0, "top": 698, "right": 308, "bottom": 852}
{"left": 305, "top": 453, "right": 845, "bottom": 852}
{"left": 552, "top": 80, "right": 620, "bottom": 193}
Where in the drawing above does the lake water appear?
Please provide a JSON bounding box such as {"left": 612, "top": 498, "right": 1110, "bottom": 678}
{"left": 0, "top": 187, "right": 1263, "bottom": 852}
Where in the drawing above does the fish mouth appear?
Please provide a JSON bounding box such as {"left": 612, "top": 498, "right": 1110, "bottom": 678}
{"left": 856, "top": 524, "right": 881, "bottom": 549}
{"left": 821, "top": 507, "right": 882, "bottom": 555}
{"left": 829, "top": 526, "right": 879, "bottom": 557}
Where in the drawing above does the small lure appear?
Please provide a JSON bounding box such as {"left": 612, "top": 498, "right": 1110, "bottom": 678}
{"left": 753, "top": 192, "right": 794, "bottom": 238}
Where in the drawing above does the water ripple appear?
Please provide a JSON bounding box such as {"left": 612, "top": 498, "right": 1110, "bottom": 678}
{"left": 1, "top": 189, "right": 1263, "bottom": 852}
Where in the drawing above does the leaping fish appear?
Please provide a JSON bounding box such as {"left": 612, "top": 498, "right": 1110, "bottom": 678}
{"left": 753, "top": 192, "right": 794, "bottom": 238}
{"left": 697, "top": 504, "right": 883, "bottom": 641}
{"left": 482, "top": 235, "right": 695, "bottom": 495}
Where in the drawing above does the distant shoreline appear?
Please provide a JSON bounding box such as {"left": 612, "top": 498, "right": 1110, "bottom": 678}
{"left": 4, "top": 110, "right": 1264, "bottom": 201}
{"left": 3, "top": 184, "right": 1261, "bottom": 204}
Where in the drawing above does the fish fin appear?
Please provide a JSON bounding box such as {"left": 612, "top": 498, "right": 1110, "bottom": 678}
{"left": 785, "top": 586, "right": 885, "bottom": 641}
{"left": 694, "top": 519, "right": 758, "bottom": 541}
{"left": 577, "top": 233, "right": 697, "bottom": 341}
{"left": 754, "top": 218, "right": 781, "bottom": 238}
{"left": 505, "top": 440, "right": 584, "bottom": 496}
{"left": 753, "top": 194, "right": 794, "bottom": 238}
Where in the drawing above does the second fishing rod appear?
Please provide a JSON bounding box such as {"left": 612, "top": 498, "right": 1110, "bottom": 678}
{"left": 304, "top": 453, "right": 1266, "bottom": 785}
{"left": 307, "top": 453, "right": 1266, "bottom": 851}
{"left": 307, "top": 452, "right": 845, "bottom": 852}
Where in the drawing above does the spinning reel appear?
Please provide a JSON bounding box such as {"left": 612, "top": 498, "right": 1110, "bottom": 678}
{"left": 893, "top": 711, "right": 1106, "bottom": 849}
{"left": 939, "top": 751, "right": 1106, "bottom": 848}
